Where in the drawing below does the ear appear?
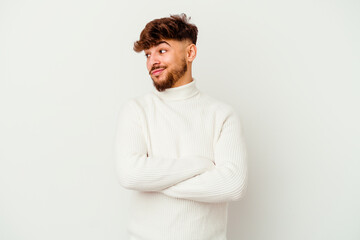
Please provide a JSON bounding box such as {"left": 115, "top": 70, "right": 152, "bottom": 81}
{"left": 186, "top": 44, "right": 197, "bottom": 63}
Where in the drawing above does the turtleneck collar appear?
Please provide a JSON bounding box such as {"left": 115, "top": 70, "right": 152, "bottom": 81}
{"left": 152, "top": 78, "right": 200, "bottom": 101}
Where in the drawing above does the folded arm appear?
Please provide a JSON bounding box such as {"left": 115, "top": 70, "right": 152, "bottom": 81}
{"left": 114, "top": 100, "right": 214, "bottom": 192}
{"left": 161, "top": 107, "right": 248, "bottom": 203}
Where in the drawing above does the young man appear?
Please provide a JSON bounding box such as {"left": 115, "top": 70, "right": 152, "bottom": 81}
{"left": 115, "top": 14, "right": 248, "bottom": 240}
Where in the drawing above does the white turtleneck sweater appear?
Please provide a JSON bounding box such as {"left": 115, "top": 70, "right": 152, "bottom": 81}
{"left": 114, "top": 79, "right": 248, "bottom": 240}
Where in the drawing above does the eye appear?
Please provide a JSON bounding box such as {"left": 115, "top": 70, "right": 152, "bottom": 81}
{"left": 159, "top": 49, "right": 167, "bottom": 54}
{"left": 145, "top": 53, "right": 150, "bottom": 58}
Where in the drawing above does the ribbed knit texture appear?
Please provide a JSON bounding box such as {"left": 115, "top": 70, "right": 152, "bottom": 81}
{"left": 114, "top": 79, "right": 248, "bottom": 240}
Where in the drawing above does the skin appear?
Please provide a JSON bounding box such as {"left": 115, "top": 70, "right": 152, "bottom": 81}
{"left": 144, "top": 39, "right": 197, "bottom": 92}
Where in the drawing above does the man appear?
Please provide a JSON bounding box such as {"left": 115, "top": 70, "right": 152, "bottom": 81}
{"left": 115, "top": 13, "right": 248, "bottom": 240}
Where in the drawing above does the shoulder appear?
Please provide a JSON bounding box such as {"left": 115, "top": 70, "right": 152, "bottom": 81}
{"left": 118, "top": 92, "right": 156, "bottom": 121}
{"left": 199, "top": 92, "right": 239, "bottom": 117}
{"left": 199, "top": 92, "right": 245, "bottom": 140}
{"left": 121, "top": 92, "right": 152, "bottom": 109}
{"left": 199, "top": 92, "right": 245, "bottom": 135}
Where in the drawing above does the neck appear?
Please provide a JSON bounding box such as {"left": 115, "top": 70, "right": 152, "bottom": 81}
{"left": 172, "top": 70, "right": 193, "bottom": 88}
{"left": 152, "top": 78, "right": 199, "bottom": 101}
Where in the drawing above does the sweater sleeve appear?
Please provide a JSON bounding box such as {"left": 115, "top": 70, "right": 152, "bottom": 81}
{"left": 114, "top": 99, "right": 215, "bottom": 192}
{"left": 161, "top": 107, "right": 248, "bottom": 203}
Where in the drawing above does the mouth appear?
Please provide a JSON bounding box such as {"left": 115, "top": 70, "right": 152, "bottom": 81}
{"left": 151, "top": 68, "right": 165, "bottom": 76}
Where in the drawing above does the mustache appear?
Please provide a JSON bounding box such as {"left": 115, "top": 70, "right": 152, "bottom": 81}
{"left": 149, "top": 65, "right": 167, "bottom": 74}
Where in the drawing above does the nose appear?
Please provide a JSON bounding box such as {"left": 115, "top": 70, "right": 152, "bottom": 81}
{"left": 148, "top": 53, "right": 160, "bottom": 69}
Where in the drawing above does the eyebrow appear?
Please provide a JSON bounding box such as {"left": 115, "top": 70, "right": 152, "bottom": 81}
{"left": 156, "top": 41, "right": 171, "bottom": 47}
{"left": 144, "top": 41, "right": 171, "bottom": 53}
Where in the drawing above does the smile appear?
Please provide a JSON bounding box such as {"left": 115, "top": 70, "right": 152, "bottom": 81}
{"left": 151, "top": 68, "right": 165, "bottom": 76}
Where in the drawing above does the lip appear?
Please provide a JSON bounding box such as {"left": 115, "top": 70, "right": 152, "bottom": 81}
{"left": 151, "top": 68, "right": 165, "bottom": 76}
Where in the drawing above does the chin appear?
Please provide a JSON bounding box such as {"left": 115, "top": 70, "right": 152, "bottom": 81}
{"left": 153, "top": 74, "right": 167, "bottom": 82}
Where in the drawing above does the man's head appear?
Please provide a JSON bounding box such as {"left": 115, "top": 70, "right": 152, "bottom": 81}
{"left": 134, "top": 14, "right": 198, "bottom": 92}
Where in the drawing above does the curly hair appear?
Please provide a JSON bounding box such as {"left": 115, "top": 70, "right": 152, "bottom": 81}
{"left": 133, "top": 13, "right": 198, "bottom": 52}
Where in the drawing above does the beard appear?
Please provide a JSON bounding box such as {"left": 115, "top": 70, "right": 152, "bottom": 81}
{"left": 150, "top": 58, "right": 188, "bottom": 92}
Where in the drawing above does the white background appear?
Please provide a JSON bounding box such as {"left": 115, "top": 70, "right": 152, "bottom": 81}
{"left": 0, "top": 0, "right": 359, "bottom": 239}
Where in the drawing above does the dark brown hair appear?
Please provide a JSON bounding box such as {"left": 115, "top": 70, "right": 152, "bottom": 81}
{"left": 133, "top": 13, "right": 198, "bottom": 52}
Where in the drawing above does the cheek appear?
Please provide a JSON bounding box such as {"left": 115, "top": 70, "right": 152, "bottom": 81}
{"left": 146, "top": 62, "right": 151, "bottom": 71}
